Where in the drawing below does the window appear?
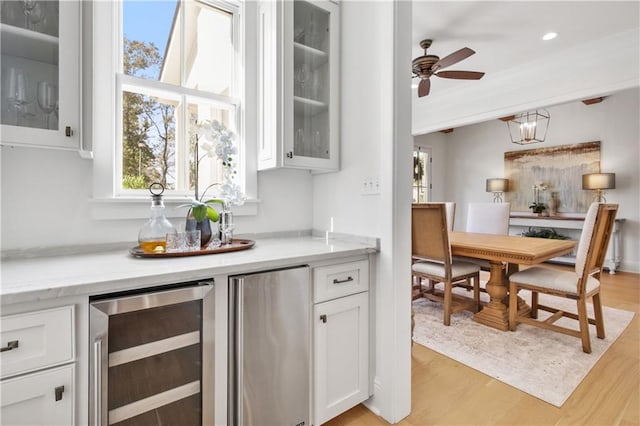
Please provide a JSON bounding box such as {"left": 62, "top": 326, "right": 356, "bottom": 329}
{"left": 118, "top": 0, "right": 241, "bottom": 198}
{"left": 413, "top": 146, "right": 430, "bottom": 203}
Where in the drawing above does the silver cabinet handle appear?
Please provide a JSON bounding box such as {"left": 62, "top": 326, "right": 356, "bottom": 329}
{"left": 55, "top": 385, "right": 65, "bottom": 401}
{"left": 0, "top": 340, "right": 19, "bottom": 352}
{"left": 333, "top": 276, "right": 354, "bottom": 284}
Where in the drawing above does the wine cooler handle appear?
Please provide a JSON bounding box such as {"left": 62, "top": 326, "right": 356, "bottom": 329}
{"left": 94, "top": 339, "right": 103, "bottom": 426}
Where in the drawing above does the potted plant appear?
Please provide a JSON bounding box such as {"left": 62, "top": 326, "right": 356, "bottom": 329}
{"left": 181, "top": 120, "right": 245, "bottom": 247}
{"left": 528, "top": 202, "right": 547, "bottom": 215}
{"left": 530, "top": 182, "right": 548, "bottom": 215}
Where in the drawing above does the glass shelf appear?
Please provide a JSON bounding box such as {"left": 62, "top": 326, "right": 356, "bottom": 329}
{"left": 1, "top": 23, "right": 58, "bottom": 64}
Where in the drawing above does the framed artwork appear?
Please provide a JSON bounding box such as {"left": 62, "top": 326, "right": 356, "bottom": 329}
{"left": 504, "top": 141, "right": 600, "bottom": 213}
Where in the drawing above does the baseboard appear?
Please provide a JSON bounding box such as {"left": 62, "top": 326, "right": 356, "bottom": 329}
{"left": 618, "top": 260, "right": 640, "bottom": 274}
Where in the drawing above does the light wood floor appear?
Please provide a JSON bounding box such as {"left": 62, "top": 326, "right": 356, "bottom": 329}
{"left": 326, "top": 266, "right": 640, "bottom": 426}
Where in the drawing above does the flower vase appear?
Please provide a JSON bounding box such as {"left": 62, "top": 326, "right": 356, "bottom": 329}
{"left": 185, "top": 210, "right": 213, "bottom": 248}
{"left": 548, "top": 192, "right": 559, "bottom": 216}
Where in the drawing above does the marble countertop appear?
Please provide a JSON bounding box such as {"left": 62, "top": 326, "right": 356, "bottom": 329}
{"left": 1, "top": 235, "right": 378, "bottom": 305}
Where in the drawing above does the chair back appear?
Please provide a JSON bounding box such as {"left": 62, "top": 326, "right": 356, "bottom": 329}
{"left": 412, "top": 203, "right": 451, "bottom": 265}
{"left": 466, "top": 202, "right": 511, "bottom": 235}
{"left": 444, "top": 202, "right": 456, "bottom": 231}
{"left": 575, "top": 203, "right": 618, "bottom": 293}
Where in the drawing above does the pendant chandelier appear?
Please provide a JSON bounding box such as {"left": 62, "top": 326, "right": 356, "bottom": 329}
{"left": 506, "top": 109, "right": 550, "bottom": 145}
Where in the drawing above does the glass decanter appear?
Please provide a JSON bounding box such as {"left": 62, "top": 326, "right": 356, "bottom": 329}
{"left": 138, "top": 183, "right": 176, "bottom": 253}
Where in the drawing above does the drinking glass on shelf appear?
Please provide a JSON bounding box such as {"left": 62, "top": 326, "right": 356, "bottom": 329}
{"left": 21, "top": 0, "right": 37, "bottom": 30}
{"left": 295, "top": 128, "right": 304, "bottom": 155}
{"left": 27, "top": 1, "right": 44, "bottom": 32}
{"left": 37, "top": 81, "right": 57, "bottom": 129}
{"left": 306, "top": 14, "right": 318, "bottom": 48}
{"left": 295, "top": 63, "right": 310, "bottom": 98}
{"left": 5, "top": 67, "right": 33, "bottom": 126}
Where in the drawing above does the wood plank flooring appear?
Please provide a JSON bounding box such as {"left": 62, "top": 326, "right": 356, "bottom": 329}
{"left": 325, "top": 267, "right": 640, "bottom": 426}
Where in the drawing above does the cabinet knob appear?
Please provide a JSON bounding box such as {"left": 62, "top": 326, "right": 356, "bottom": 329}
{"left": 65, "top": 126, "right": 74, "bottom": 137}
{"left": 286, "top": 151, "right": 293, "bottom": 158}
{"left": 320, "top": 314, "right": 327, "bottom": 323}
{"left": 0, "top": 340, "right": 19, "bottom": 352}
{"left": 55, "top": 385, "right": 65, "bottom": 401}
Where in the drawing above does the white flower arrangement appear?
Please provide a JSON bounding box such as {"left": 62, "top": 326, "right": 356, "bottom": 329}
{"left": 181, "top": 119, "right": 245, "bottom": 222}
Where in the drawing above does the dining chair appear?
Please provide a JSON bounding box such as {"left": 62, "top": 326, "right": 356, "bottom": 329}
{"left": 466, "top": 202, "right": 511, "bottom": 235}
{"left": 508, "top": 203, "right": 618, "bottom": 353}
{"left": 412, "top": 202, "right": 455, "bottom": 299}
{"left": 412, "top": 203, "right": 481, "bottom": 326}
{"left": 455, "top": 202, "right": 511, "bottom": 272}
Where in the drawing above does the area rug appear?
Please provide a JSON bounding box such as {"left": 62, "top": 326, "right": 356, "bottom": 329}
{"left": 412, "top": 288, "right": 635, "bottom": 407}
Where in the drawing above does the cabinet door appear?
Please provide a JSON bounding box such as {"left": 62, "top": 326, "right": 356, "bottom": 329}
{"left": 314, "top": 291, "right": 369, "bottom": 425}
{"left": 284, "top": 0, "right": 339, "bottom": 170}
{"left": 258, "top": 0, "right": 339, "bottom": 171}
{"left": 0, "top": 1, "right": 81, "bottom": 151}
{"left": 1, "top": 364, "right": 74, "bottom": 426}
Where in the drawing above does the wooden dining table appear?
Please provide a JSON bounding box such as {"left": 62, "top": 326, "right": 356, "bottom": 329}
{"left": 449, "top": 231, "right": 577, "bottom": 331}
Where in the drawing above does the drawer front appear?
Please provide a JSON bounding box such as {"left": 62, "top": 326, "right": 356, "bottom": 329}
{"left": 314, "top": 260, "right": 369, "bottom": 303}
{"left": 1, "top": 364, "right": 75, "bottom": 426}
{"left": 1, "top": 306, "right": 74, "bottom": 379}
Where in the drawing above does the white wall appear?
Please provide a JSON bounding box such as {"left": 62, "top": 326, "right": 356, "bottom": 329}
{"left": 414, "top": 87, "right": 640, "bottom": 272}
{"left": 313, "top": 1, "right": 412, "bottom": 422}
{"left": 0, "top": 144, "right": 313, "bottom": 250}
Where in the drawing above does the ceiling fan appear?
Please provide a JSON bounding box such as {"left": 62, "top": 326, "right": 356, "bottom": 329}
{"left": 412, "top": 39, "right": 485, "bottom": 97}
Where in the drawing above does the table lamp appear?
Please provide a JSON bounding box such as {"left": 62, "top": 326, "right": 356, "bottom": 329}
{"left": 582, "top": 173, "right": 615, "bottom": 202}
{"left": 486, "top": 178, "right": 509, "bottom": 203}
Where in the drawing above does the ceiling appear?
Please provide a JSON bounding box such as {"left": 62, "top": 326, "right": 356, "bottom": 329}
{"left": 411, "top": 1, "right": 640, "bottom": 99}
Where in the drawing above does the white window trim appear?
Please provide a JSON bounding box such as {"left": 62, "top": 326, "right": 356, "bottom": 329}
{"left": 89, "top": 0, "right": 258, "bottom": 219}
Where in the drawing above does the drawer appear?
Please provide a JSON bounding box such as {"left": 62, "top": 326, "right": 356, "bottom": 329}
{"left": 314, "top": 260, "right": 369, "bottom": 303}
{"left": 1, "top": 306, "right": 74, "bottom": 379}
{"left": 1, "top": 364, "right": 75, "bottom": 425}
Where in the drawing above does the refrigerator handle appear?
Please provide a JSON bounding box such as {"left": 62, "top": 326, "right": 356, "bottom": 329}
{"left": 228, "top": 277, "right": 244, "bottom": 426}
{"left": 93, "top": 339, "right": 103, "bottom": 426}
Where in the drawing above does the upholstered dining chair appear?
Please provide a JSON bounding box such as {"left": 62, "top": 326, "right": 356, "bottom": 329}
{"left": 508, "top": 203, "right": 618, "bottom": 353}
{"left": 412, "top": 203, "right": 481, "bottom": 326}
{"left": 466, "top": 202, "right": 511, "bottom": 235}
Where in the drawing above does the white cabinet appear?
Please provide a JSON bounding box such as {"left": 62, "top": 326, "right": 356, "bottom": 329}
{"left": 0, "top": 1, "right": 82, "bottom": 152}
{"left": 258, "top": 0, "right": 340, "bottom": 171}
{"left": 313, "top": 260, "right": 369, "bottom": 425}
{"left": 1, "top": 364, "right": 75, "bottom": 426}
{"left": 0, "top": 306, "right": 75, "bottom": 425}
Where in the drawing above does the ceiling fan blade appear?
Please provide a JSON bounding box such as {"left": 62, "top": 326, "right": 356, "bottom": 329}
{"left": 432, "top": 47, "right": 475, "bottom": 71}
{"left": 418, "top": 79, "right": 430, "bottom": 97}
{"left": 435, "top": 70, "right": 485, "bottom": 80}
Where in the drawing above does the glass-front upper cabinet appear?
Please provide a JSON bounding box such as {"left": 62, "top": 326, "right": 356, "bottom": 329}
{"left": 0, "top": 0, "right": 81, "bottom": 152}
{"left": 258, "top": 0, "right": 339, "bottom": 171}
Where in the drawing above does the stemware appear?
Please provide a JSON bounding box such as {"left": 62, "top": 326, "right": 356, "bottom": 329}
{"left": 27, "top": 1, "right": 44, "bottom": 32}
{"left": 295, "top": 63, "right": 310, "bottom": 98}
{"left": 21, "top": 0, "right": 37, "bottom": 30}
{"left": 37, "top": 81, "right": 57, "bottom": 129}
{"left": 5, "top": 67, "right": 33, "bottom": 126}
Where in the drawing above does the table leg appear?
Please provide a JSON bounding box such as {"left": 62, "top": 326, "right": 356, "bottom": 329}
{"left": 473, "top": 260, "right": 510, "bottom": 330}
{"left": 505, "top": 263, "right": 531, "bottom": 319}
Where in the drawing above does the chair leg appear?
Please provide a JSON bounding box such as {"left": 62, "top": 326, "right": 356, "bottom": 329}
{"left": 577, "top": 297, "right": 592, "bottom": 354}
{"left": 473, "top": 275, "right": 480, "bottom": 312}
{"left": 443, "top": 280, "right": 452, "bottom": 326}
{"left": 509, "top": 282, "right": 518, "bottom": 331}
{"left": 593, "top": 292, "right": 606, "bottom": 339}
{"left": 531, "top": 291, "right": 539, "bottom": 319}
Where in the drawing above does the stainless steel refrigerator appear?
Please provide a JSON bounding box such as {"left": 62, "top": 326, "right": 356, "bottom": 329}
{"left": 228, "top": 266, "right": 311, "bottom": 426}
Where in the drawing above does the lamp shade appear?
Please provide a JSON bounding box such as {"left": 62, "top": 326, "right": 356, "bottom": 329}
{"left": 582, "top": 173, "right": 615, "bottom": 190}
{"left": 486, "top": 178, "right": 509, "bottom": 193}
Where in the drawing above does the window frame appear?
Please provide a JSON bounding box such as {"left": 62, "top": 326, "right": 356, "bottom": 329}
{"left": 89, "top": 0, "right": 258, "bottom": 219}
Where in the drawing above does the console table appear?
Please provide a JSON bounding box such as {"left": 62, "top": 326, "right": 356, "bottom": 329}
{"left": 509, "top": 215, "right": 625, "bottom": 274}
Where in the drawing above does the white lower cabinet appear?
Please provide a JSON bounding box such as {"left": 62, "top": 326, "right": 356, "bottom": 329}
{"left": 0, "top": 305, "right": 76, "bottom": 425}
{"left": 314, "top": 291, "right": 369, "bottom": 425}
{"left": 0, "top": 364, "right": 75, "bottom": 425}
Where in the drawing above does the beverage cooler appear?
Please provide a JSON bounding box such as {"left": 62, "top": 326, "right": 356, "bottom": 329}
{"left": 89, "top": 281, "right": 214, "bottom": 425}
